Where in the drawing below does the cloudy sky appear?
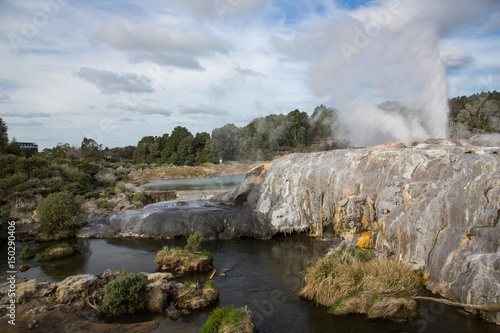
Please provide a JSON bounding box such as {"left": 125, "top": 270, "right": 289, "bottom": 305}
{"left": 0, "top": 0, "right": 499, "bottom": 149}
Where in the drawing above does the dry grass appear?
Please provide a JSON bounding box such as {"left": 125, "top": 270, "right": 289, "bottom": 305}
{"left": 155, "top": 247, "right": 213, "bottom": 274}
{"left": 300, "top": 246, "right": 421, "bottom": 320}
{"left": 177, "top": 280, "right": 219, "bottom": 309}
{"left": 130, "top": 164, "right": 250, "bottom": 185}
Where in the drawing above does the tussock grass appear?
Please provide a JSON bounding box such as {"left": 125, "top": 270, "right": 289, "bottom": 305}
{"left": 35, "top": 243, "right": 74, "bottom": 261}
{"left": 300, "top": 246, "right": 421, "bottom": 320}
{"left": 200, "top": 306, "right": 254, "bottom": 333}
{"left": 155, "top": 246, "right": 213, "bottom": 273}
{"left": 203, "top": 280, "right": 219, "bottom": 302}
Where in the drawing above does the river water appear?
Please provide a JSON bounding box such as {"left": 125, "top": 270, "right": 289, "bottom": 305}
{"left": 4, "top": 236, "right": 499, "bottom": 333}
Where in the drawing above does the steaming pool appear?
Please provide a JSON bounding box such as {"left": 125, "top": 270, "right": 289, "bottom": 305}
{"left": 140, "top": 175, "right": 245, "bottom": 191}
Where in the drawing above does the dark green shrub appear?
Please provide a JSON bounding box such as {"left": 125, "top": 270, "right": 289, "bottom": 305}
{"left": 20, "top": 246, "right": 36, "bottom": 259}
{"left": 0, "top": 206, "right": 11, "bottom": 236}
{"left": 102, "top": 273, "right": 148, "bottom": 315}
{"left": 36, "top": 192, "right": 87, "bottom": 234}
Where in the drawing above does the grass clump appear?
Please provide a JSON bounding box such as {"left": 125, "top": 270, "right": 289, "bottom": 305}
{"left": 155, "top": 232, "right": 213, "bottom": 274}
{"left": 200, "top": 306, "right": 254, "bottom": 333}
{"left": 20, "top": 246, "right": 35, "bottom": 259}
{"left": 102, "top": 272, "right": 148, "bottom": 315}
{"left": 203, "top": 280, "right": 219, "bottom": 302}
{"left": 35, "top": 243, "right": 74, "bottom": 261}
{"left": 300, "top": 246, "right": 421, "bottom": 321}
{"left": 155, "top": 246, "right": 213, "bottom": 274}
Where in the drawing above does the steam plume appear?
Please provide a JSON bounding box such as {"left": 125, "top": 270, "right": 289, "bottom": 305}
{"left": 272, "top": 0, "right": 498, "bottom": 146}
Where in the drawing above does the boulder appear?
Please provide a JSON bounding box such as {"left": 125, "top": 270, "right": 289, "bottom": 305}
{"left": 56, "top": 274, "right": 100, "bottom": 303}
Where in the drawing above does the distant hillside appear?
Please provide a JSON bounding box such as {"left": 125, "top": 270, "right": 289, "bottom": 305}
{"left": 449, "top": 91, "right": 500, "bottom": 138}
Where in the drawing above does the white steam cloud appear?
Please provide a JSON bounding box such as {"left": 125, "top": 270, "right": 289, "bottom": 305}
{"left": 273, "top": 0, "right": 498, "bottom": 146}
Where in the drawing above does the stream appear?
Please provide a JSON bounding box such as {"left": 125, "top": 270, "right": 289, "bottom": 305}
{"left": 3, "top": 236, "right": 499, "bottom": 333}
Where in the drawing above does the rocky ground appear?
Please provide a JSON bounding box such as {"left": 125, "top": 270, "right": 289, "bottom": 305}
{"left": 0, "top": 271, "right": 218, "bottom": 332}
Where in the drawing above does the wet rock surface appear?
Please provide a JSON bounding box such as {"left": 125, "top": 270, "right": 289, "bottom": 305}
{"left": 79, "top": 200, "right": 270, "bottom": 240}
{"left": 234, "top": 140, "right": 499, "bottom": 324}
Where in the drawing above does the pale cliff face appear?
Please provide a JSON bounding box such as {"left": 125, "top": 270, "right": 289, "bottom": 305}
{"left": 237, "top": 142, "right": 499, "bottom": 324}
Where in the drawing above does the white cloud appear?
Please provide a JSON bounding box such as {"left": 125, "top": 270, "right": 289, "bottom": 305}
{"left": 178, "top": 104, "right": 228, "bottom": 116}
{"left": 439, "top": 44, "right": 473, "bottom": 70}
{"left": 0, "top": 111, "right": 52, "bottom": 118}
{"left": 0, "top": 0, "right": 498, "bottom": 149}
{"left": 108, "top": 102, "right": 172, "bottom": 117}
{"left": 92, "top": 20, "right": 231, "bottom": 70}
{"left": 0, "top": 94, "right": 11, "bottom": 101}
{"left": 148, "top": 0, "right": 271, "bottom": 21}
{"left": 75, "top": 68, "right": 155, "bottom": 94}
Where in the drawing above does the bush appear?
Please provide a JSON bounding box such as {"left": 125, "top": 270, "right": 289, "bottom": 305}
{"left": 102, "top": 272, "right": 148, "bottom": 315}
{"left": 96, "top": 199, "right": 115, "bottom": 211}
{"left": 0, "top": 206, "right": 11, "bottom": 236}
{"left": 132, "top": 191, "right": 147, "bottom": 204}
{"left": 185, "top": 231, "right": 202, "bottom": 252}
{"left": 20, "top": 246, "right": 36, "bottom": 259}
{"left": 36, "top": 192, "right": 87, "bottom": 234}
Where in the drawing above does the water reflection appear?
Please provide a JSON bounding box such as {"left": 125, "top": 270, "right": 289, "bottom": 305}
{"left": 6, "top": 236, "right": 500, "bottom": 332}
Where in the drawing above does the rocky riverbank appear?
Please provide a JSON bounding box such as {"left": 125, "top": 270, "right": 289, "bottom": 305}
{"left": 0, "top": 271, "right": 218, "bottom": 332}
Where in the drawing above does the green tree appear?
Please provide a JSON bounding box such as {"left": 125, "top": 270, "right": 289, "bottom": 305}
{"left": 36, "top": 192, "right": 87, "bottom": 234}
{"left": 176, "top": 135, "right": 195, "bottom": 165}
{"left": 212, "top": 124, "right": 240, "bottom": 162}
{"left": 5, "top": 138, "right": 25, "bottom": 156}
{"left": 133, "top": 136, "right": 155, "bottom": 163}
{"left": 163, "top": 126, "right": 192, "bottom": 163}
{"left": 0, "top": 118, "right": 7, "bottom": 154}
{"left": 286, "top": 109, "right": 310, "bottom": 151}
{"left": 81, "top": 137, "right": 102, "bottom": 161}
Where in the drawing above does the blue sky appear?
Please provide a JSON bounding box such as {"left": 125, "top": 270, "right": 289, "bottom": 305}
{"left": 0, "top": 0, "right": 499, "bottom": 149}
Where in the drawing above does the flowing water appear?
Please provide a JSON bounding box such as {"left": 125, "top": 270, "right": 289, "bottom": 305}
{"left": 3, "top": 236, "right": 499, "bottom": 333}
{"left": 140, "top": 175, "right": 245, "bottom": 191}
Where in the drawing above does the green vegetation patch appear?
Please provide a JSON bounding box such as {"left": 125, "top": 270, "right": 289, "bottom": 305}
{"left": 36, "top": 192, "right": 87, "bottom": 234}
{"left": 200, "top": 305, "right": 254, "bottom": 333}
{"left": 185, "top": 231, "right": 202, "bottom": 252}
{"left": 20, "top": 246, "right": 36, "bottom": 259}
{"left": 102, "top": 272, "right": 148, "bottom": 315}
{"left": 300, "top": 246, "right": 421, "bottom": 321}
{"left": 35, "top": 243, "right": 75, "bottom": 262}
{"left": 155, "top": 232, "right": 213, "bottom": 274}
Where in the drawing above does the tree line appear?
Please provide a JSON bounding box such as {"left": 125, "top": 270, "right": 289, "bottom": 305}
{"left": 1, "top": 91, "right": 499, "bottom": 168}
{"left": 132, "top": 105, "right": 347, "bottom": 164}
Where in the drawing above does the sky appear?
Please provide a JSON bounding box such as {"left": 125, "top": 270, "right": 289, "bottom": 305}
{"left": 0, "top": 0, "right": 499, "bottom": 149}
